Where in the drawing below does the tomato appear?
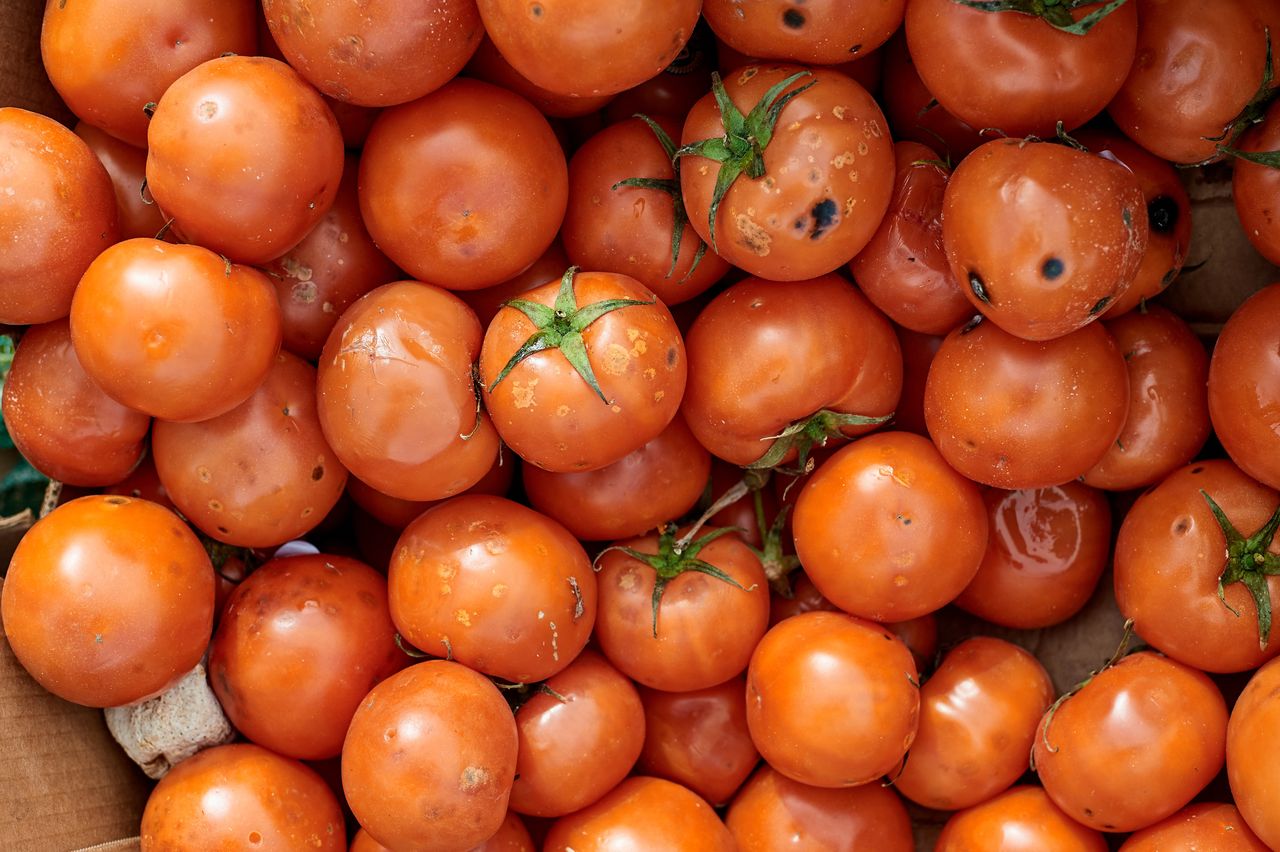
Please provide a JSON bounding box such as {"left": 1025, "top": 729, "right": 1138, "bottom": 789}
{"left": 1108, "top": 0, "right": 1280, "bottom": 164}
{"left": 793, "top": 431, "right": 988, "bottom": 622}
{"left": 346, "top": 454, "right": 514, "bottom": 530}
{"left": 40, "top": 0, "right": 257, "bottom": 148}
{"left": 849, "top": 141, "right": 972, "bottom": 335}
{"left": 1119, "top": 802, "right": 1269, "bottom": 851}
{"left": 523, "top": 415, "right": 710, "bottom": 542}
{"left": 73, "top": 121, "right": 166, "bottom": 241}
{"left": 359, "top": 78, "right": 567, "bottom": 290}
{"left": 923, "top": 318, "right": 1129, "bottom": 488}
{"left": 703, "top": 0, "right": 904, "bottom": 64}
{"left": 943, "top": 138, "right": 1148, "bottom": 341}
{"left": 935, "top": 785, "right": 1107, "bottom": 852}
{"left": 354, "top": 812, "right": 534, "bottom": 851}
{"left": 262, "top": 0, "right": 482, "bottom": 106}
{"left": 955, "top": 483, "right": 1111, "bottom": 629}
{"left": 682, "top": 274, "right": 901, "bottom": 467}
{"left": 1114, "top": 460, "right": 1280, "bottom": 672}
{"left": 1231, "top": 101, "right": 1280, "bottom": 266}
{"left": 316, "top": 280, "right": 499, "bottom": 502}
{"left": 1033, "top": 651, "right": 1228, "bottom": 832}
{"left": 2, "top": 319, "right": 149, "bottom": 487}
{"left": 509, "top": 650, "right": 645, "bottom": 817}
{"left": 476, "top": 0, "right": 701, "bottom": 97}
{"left": 341, "top": 660, "right": 517, "bottom": 850}
{"left": 140, "top": 744, "right": 344, "bottom": 851}
{"left": 208, "top": 554, "right": 405, "bottom": 760}
{"left": 879, "top": 33, "right": 983, "bottom": 162}
{"left": 715, "top": 38, "right": 885, "bottom": 92}
{"left": 543, "top": 776, "right": 735, "bottom": 852}
{"left": 1082, "top": 305, "right": 1210, "bottom": 490}
{"left": 635, "top": 676, "right": 759, "bottom": 806}
{"left": 746, "top": 611, "right": 919, "bottom": 787}
{"left": 463, "top": 37, "right": 614, "bottom": 119}
{"left": 894, "top": 637, "right": 1054, "bottom": 810}
{"left": 1, "top": 496, "right": 214, "bottom": 708}
{"left": 0, "top": 108, "right": 119, "bottom": 325}
{"left": 1228, "top": 655, "right": 1280, "bottom": 848}
{"left": 562, "top": 116, "right": 730, "bottom": 307}
{"left": 1209, "top": 282, "right": 1280, "bottom": 490}
{"left": 146, "top": 55, "right": 345, "bottom": 265}
{"left": 726, "top": 765, "right": 914, "bottom": 852}
{"left": 460, "top": 241, "right": 570, "bottom": 329}
{"left": 892, "top": 328, "right": 944, "bottom": 437}
{"left": 263, "top": 154, "right": 401, "bottom": 362}
{"left": 679, "top": 64, "right": 895, "bottom": 281}
{"left": 769, "top": 571, "right": 839, "bottom": 626}
{"left": 479, "top": 268, "right": 686, "bottom": 473}
{"left": 604, "top": 26, "right": 717, "bottom": 124}
{"left": 70, "top": 238, "right": 282, "bottom": 423}
{"left": 389, "top": 495, "right": 597, "bottom": 683}
{"left": 905, "top": 0, "right": 1138, "bottom": 137}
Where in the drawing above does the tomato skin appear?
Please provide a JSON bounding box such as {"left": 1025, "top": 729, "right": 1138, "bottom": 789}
{"left": 1, "top": 496, "right": 215, "bottom": 708}
{"left": 389, "top": 495, "right": 597, "bottom": 684}
{"left": 679, "top": 65, "right": 895, "bottom": 281}
{"left": 1209, "top": 283, "right": 1280, "bottom": 490}
{"left": 1114, "top": 460, "right": 1280, "bottom": 672}
{"left": 1119, "top": 802, "right": 1269, "bottom": 851}
{"left": 544, "top": 776, "right": 735, "bottom": 852}
{"left": 879, "top": 33, "right": 983, "bottom": 162}
{"left": 726, "top": 765, "right": 914, "bottom": 852}
{"left": 73, "top": 121, "right": 166, "bottom": 241}
{"left": 943, "top": 139, "right": 1148, "bottom": 341}
{"left": 359, "top": 78, "right": 567, "bottom": 290}
{"left": 923, "top": 319, "right": 1129, "bottom": 489}
{"left": 955, "top": 483, "right": 1111, "bottom": 630}
{"left": 509, "top": 650, "right": 645, "bottom": 817}
{"left": 347, "top": 454, "right": 513, "bottom": 530}
{"left": 636, "top": 676, "right": 759, "bottom": 807}
{"left": 935, "top": 785, "right": 1107, "bottom": 852}
{"left": 0, "top": 108, "right": 119, "bottom": 325}
{"left": 703, "top": 0, "right": 904, "bottom": 64}
{"left": 746, "top": 611, "right": 919, "bottom": 787}
{"left": 793, "top": 431, "right": 988, "bottom": 622}
{"left": 894, "top": 638, "right": 1054, "bottom": 810}
{"left": 905, "top": 0, "right": 1137, "bottom": 137}
{"left": 1033, "top": 651, "right": 1228, "bottom": 832}
{"left": 1233, "top": 102, "right": 1280, "bottom": 265}
{"left": 1228, "top": 656, "right": 1280, "bottom": 848}
{"left": 2, "top": 319, "right": 149, "bottom": 487}
{"left": 140, "top": 744, "right": 344, "bottom": 852}
{"left": 70, "top": 238, "right": 282, "bottom": 423}
{"left": 464, "top": 36, "right": 614, "bottom": 119}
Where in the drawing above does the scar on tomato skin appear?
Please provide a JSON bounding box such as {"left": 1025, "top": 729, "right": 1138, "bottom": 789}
{"left": 510, "top": 379, "right": 538, "bottom": 409}
{"left": 601, "top": 343, "right": 631, "bottom": 375}
{"left": 734, "top": 213, "right": 773, "bottom": 256}
{"left": 831, "top": 151, "right": 856, "bottom": 169}
{"left": 832, "top": 105, "right": 848, "bottom": 120}
{"left": 459, "top": 766, "right": 491, "bottom": 793}
{"left": 556, "top": 404, "right": 571, "bottom": 417}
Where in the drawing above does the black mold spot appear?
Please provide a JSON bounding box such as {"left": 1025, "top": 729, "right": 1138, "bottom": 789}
{"left": 311, "top": 465, "right": 325, "bottom": 481}
{"left": 968, "top": 272, "right": 991, "bottom": 304}
{"left": 783, "top": 9, "right": 805, "bottom": 28}
{"left": 1148, "top": 195, "right": 1179, "bottom": 234}
{"left": 1089, "top": 296, "right": 1111, "bottom": 315}
{"left": 1041, "top": 257, "right": 1065, "bottom": 280}
{"left": 809, "top": 198, "right": 837, "bottom": 240}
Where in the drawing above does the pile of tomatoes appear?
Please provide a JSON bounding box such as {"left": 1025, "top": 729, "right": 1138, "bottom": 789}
{"left": 4, "top": 0, "right": 1280, "bottom": 849}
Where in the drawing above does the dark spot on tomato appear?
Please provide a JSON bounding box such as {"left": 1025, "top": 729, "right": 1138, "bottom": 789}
{"left": 1041, "top": 257, "right": 1065, "bottom": 280}
{"left": 1174, "top": 517, "right": 1190, "bottom": 535}
{"left": 1148, "top": 195, "right": 1179, "bottom": 234}
{"left": 906, "top": 256, "right": 916, "bottom": 263}
{"left": 809, "top": 198, "right": 837, "bottom": 239}
{"left": 666, "top": 347, "right": 678, "bottom": 367}
{"left": 217, "top": 525, "right": 229, "bottom": 535}
{"left": 1083, "top": 808, "right": 1094, "bottom": 817}
{"left": 960, "top": 314, "right": 983, "bottom": 334}
{"left": 1191, "top": 466, "right": 1205, "bottom": 474}
{"left": 311, "top": 465, "right": 325, "bottom": 481}
{"left": 529, "top": 2, "right": 543, "bottom": 17}
{"left": 849, "top": 43, "right": 863, "bottom": 54}
{"left": 1089, "top": 296, "right": 1111, "bottom": 315}
{"left": 104, "top": 495, "right": 128, "bottom": 505}
{"left": 282, "top": 406, "right": 291, "bottom": 416}
{"left": 1122, "top": 208, "right": 1134, "bottom": 229}
{"left": 968, "top": 272, "right": 991, "bottom": 304}
{"left": 1161, "top": 267, "right": 1178, "bottom": 288}
{"left": 783, "top": 8, "right": 805, "bottom": 28}
{"left": 897, "top": 514, "right": 912, "bottom": 525}
{"left": 793, "top": 217, "right": 807, "bottom": 232}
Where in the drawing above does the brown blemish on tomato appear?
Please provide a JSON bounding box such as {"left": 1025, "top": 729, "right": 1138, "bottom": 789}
{"left": 734, "top": 213, "right": 772, "bottom": 256}
{"left": 556, "top": 404, "right": 570, "bottom": 417}
{"left": 511, "top": 379, "right": 537, "bottom": 409}
{"left": 831, "top": 151, "right": 856, "bottom": 169}
{"left": 601, "top": 343, "right": 631, "bottom": 375}
{"left": 455, "top": 609, "right": 471, "bottom": 627}
{"left": 459, "top": 766, "right": 491, "bottom": 792}
{"left": 643, "top": 367, "right": 656, "bottom": 380}
{"left": 832, "top": 105, "right": 848, "bottom": 120}
{"left": 491, "top": 583, "right": 507, "bottom": 598}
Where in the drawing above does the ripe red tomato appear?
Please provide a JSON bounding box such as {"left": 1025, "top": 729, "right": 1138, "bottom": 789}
{"left": 342, "top": 661, "right": 518, "bottom": 851}
{"left": 878, "top": 33, "right": 983, "bottom": 162}
{"left": 463, "top": 36, "right": 614, "bottom": 119}
{"left": 1033, "top": 651, "right": 1228, "bottom": 832}
{"left": 1228, "top": 655, "right": 1280, "bottom": 848}
{"left": 1209, "top": 282, "right": 1280, "bottom": 490}
{"left": 935, "top": 785, "right": 1107, "bottom": 852}
{"left": 460, "top": 240, "right": 570, "bottom": 329}
{"left": 73, "top": 121, "right": 166, "bottom": 240}
{"left": 345, "top": 454, "right": 513, "bottom": 530}
{"left": 679, "top": 64, "right": 895, "bottom": 280}
{"left": 543, "top": 776, "right": 735, "bottom": 852}
{"left": 1, "top": 496, "right": 214, "bottom": 707}
{"left": 746, "top": 611, "right": 919, "bottom": 787}
{"left": 1231, "top": 101, "right": 1280, "bottom": 265}
{"left": 140, "top": 744, "right": 344, "bottom": 851}
{"left": 703, "top": 0, "right": 905, "bottom": 64}
{"left": 0, "top": 108, "right": 119, "bottom": 325}
{"left": 1119, "top": 802, "right": 1269, "bottom": 851}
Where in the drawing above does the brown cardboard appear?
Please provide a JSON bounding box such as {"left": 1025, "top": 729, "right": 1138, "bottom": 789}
{"left": 0, "top": 0, "right": 72, "bottom": 123}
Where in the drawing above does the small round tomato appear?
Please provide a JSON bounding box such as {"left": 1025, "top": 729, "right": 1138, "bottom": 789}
{"left": 1033, "top": 651, "right": 1228, "bottom": 832}
{"left": 140, "top": 744, "right": 344, "bottom": 851}
{"left": 69, "top": 238, "right": 282, "bottom": 423}
{"left": 923, "top": 318, "right": 1129, "bottom": 489}
{"left": 73, "top": 121, "right": 166, "bottom": 240}
{"left": 943, "top": 138, "right": 1148, "bottom": 341}
{"left": 703, "top": 0, "right": 904, "bottom": 64}
{"left": 955, "top": 483, "right": 1111, "bottom": 630}
{"left": 0, "top": 108, "right": 119, "bottom": 325}
{"left": 359, "top": 78, "right": 567, "bottom": 290}
{"left": 479, "top": 268, "right": 686, "bottom": 473}
{"left": 1083, "top": 305, "right": 1210, "bottom": 490}
{"left": 746, "top": 611, "right": 919, "bottom": 787}
{"left": 679, "top": 64, "right": 895, "bottom": 281}
{"left": 509, "top": 650, "right": 645, "bottom": 817}
{"left": 1, "top": 495, "right": 214, "bottom": 708}
{"left": 146, "top": 55, "right": 345, "bottom": 264}
{"left": 935, "top": 785, "right": 1107, "bottom": 852}
{"left": 726, "top": 765, "right": 914, "bottom": 852}
{"left": 342, "top": 661, "right": 518, "bottom": 851}
{"left": 389, "top": 495, "right": 597, "bottom": 683}
{"left": 1232, "top": 101, "right": 1280, "bottom": 265}
{"left": 2, "top": 319, "right": 149, "bottom": 487}
{"left": 1209, "top": 282, "right": 1280, "bottom": 490}
{"left": 793, "top": 431, "right": 988, "bottom": 622}
{"left": 1120, "top": 802, "right": 1269, "bottom": 851}
{"left": 543, "top": 776, "right": 735, "bottom": 852}
{"left": 894, "top": 637, "right": 1054, "bottom": 811}
{"left": 636, "top": 676, "right": 759, "bottom": 807}
{"left": 1228, "top": 656, "right": 1280, "bottom": 848}
{"left": 905, "top": 0, "right": 1138, "bottom": 137}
